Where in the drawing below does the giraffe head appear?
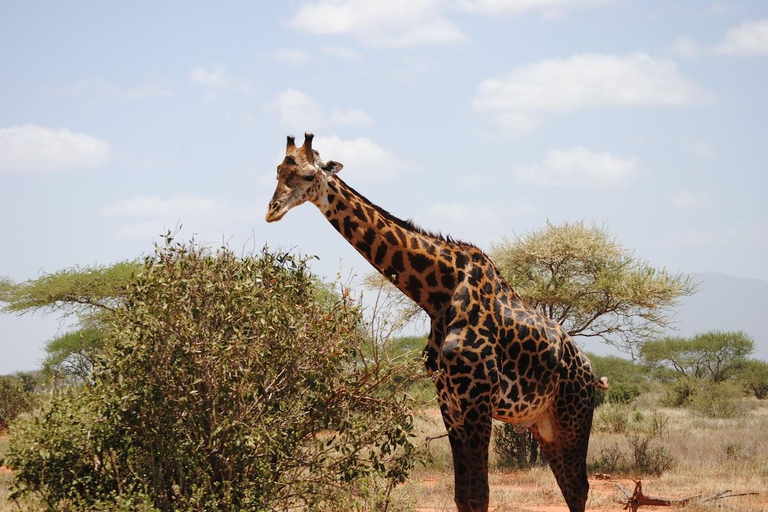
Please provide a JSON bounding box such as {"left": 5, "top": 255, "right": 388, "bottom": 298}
{"left": 266, "top": 132, "right": 343, "bottom": 222}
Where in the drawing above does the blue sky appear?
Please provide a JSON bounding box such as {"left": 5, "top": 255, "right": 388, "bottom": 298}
{"left": 1, "top": 1, "right": 767, "bottom": 373}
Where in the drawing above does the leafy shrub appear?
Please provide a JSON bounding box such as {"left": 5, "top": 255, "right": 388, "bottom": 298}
{"left": 6, "top": 242, "right": 420, "bottom": 512}
{"left": 660, "top": 377, "right": 699, "bottom": 407}
{"left": 737, "top": 359, "right": 768, "bottom": 399}
{"left": 492, "top": 423, "right": 546, "bottom": 469}
{"left": 594, "top": 403, "right": 631, "bottom": 434}
{"left": 646, "top": 411, "right": 670, "bottom": 439}
{"left": 628, "top": 435, "right": 676, "bottom": 476}
{"left": 589, "top": 434, "right": 676, "bottom": 477}
{"left": 0, "top": 375, "right": 36, "bottom": 428}
{"left": 688, "top": 380, "right": 750, "bottom": 418}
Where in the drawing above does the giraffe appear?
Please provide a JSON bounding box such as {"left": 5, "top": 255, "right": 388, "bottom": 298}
{"left": 265, "top": 133, "right": 608, "bottom": 512}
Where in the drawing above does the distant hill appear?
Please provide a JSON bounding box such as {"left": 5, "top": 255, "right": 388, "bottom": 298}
{"left": 668, "top": 272, "right": 768, "bottom": 362}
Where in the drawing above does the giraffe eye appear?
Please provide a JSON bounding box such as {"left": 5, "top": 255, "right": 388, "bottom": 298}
{"left": 302, "top": 173, "right": 315, "bottom": 182}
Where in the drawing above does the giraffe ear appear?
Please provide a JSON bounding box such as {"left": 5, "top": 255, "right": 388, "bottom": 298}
{"left": 321, "top": 160, "right": 343, "bottom": 174}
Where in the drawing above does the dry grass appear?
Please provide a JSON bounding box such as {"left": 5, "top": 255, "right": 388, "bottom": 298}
{"left": 398, "top": 402, "right": 768, "bottom": 512}
{"left": 2, "top": 404, "right": 767, "bottom": 511}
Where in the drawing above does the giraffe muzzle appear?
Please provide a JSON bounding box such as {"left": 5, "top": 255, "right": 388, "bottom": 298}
{"left": 265, "top": 201, "right": 286, "bottom": 222}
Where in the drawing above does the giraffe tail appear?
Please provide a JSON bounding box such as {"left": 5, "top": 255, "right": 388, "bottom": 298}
{"left": 595, "top": 376, "right": 609, "bottom": 390}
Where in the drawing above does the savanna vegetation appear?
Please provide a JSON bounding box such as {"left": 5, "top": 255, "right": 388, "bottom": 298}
{"left": 1, "top": 221, "right": 767, "bottom": 511}
{"left": 1, "top": 240, "right": 422, "bottom": 511}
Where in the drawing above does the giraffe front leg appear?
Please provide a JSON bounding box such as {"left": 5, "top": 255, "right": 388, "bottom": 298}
{"left": 440, "top": 401, "right": 492, "bottom": 512}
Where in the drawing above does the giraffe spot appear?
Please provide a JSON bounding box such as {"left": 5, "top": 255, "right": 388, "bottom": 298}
{"left": 455, "top": 285, "right": 470, "bottom": 309}
{"left": 428, "top": 291, "right": 451, "bottom": 308}
{"left": 391, "top": 251, "right": 405, "bottom": 272}
{"left": 442, "top": 339, "right": 460, "bottom": 359}
{"left": 384, "top": 230, "right": 398, "bottom": 246}
{"left": 363, "top": 227, "right": 376, "bottom": 245}
{"left": 374, "top": 242, "right": 388, "bottom": 265}
{"left": 426, "top": 271, "right": 438, "bottom": 287}
{"left": 352, "top": 204, "right": 367, "bottom": 222}
{"left": 406, "top": 275, "right": 423, "bottom": 302}
{"left": 408, "top": 252, "right": 433, "bottom": 273}
{"left": 343, "top": 217, "right": 359, "bottom": 238}
{"left": 355, "top": 240, "right": 372, "bottom": 258}
{"left": 519, "top": 353, "right": 530, "bottom": 374}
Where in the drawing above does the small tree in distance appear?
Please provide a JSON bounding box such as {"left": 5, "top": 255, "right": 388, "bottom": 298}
{"left": 641, "top": 330, "right": 755, "bottom": 382}
{"left": 490, "top": 220, "right": 697, "bottom": 357}
{"left": 0, "top": 262, "right": 140, "bottom": 381}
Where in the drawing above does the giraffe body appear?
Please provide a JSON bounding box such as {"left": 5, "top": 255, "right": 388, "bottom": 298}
{"left": 266, "top": 133, "right": 607, "bottom": 512}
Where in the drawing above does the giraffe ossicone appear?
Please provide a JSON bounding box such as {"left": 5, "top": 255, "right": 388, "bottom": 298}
{"left": 266, "top": 132, "right": 607, "bottom": 512}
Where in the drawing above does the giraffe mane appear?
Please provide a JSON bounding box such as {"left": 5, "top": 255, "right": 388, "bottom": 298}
{"left": 338, "top": 177, "right": 477, "bottom": 249}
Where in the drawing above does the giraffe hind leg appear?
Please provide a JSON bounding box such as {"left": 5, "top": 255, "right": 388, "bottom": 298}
{"left": 531, "top": 403, "right": 595, "bottom": 512}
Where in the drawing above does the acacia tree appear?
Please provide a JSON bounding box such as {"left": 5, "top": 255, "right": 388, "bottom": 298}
{"left": 490, "top": 220, "right": 697, "bottom": 356}
{"left": 1, "top": 262, "right": 140, "bottom": 380}
{"left": 640, "top": 330, "right": 755, "bottom": 382}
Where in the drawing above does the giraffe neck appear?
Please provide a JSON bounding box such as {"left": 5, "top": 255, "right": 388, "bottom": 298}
{"left": 313, "top": 175, "right": 472, "bottom": 317}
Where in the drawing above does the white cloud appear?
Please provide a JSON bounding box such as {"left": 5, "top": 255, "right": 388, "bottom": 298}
{"left": 0, "top": 125, "right": 111, "bottom": 173}
{"left": 290, "top": 0, "right": 467, "bottom": 48}
{"left": 514, "top": 147, "right": 636, "bottom": 187}
{"left": 275, "top": 89, "right": 372, "bottom": 132}
{"left": 275, "top": 89, "right": 325, "bottom": 131}
{"left": 671, "top": 36, "right": 700, "bottom": 59}
{"left": 328, "top": 109, "right": 373, "bottom": 126}
{"left": 670, "top": 190, "right": 712, "bottom": 210}
{"left": 314, "top": 135, "right": 408, "bottom": 182}
{"left": 320, "top": 45, "right": 363, "bottom": 60}
{"left": 455, "top": 0, "right": 612, "bottom": 18}
{"left": 101, "top": 195, "right": 258, "bottom": 241}
{"left": 190, "top": 64, "right": 253, "bottom": 93}
{"left": 473, "top": 53, "right": 712, "bottom": 136}
{"left": 272, "top": 48, "right": 315, "bottom": 65}
{"left": 48, "top": 78, "right": 173, "bottom": 99}
{"left": 716, "top": 19, "right": 768, "bottom": 56}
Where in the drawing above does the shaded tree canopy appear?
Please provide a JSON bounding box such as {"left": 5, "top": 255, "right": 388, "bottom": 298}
{"left": 0, "top": 261, "right": 140, "bottom": 316}
{"left": 490, "top": 220, "right": 697, "bottom": 355}
{"left": 640, "top": 330, "right": 754, "bottom": 382}
{"left": 1, "top": 261, "right": 141, "bottom": 380}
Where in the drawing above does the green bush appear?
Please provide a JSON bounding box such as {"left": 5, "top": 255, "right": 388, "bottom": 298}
{"left": 660, "top": 377, "right": 699, "bottom": 407}
{"left": 737, "top": 359, "right": 768, "bottom": 399}
{"left": 6, "top": 242, "right": 420, "bottom": 512}
{"left": 594, "top": 403, "right": 631, "bottom": 434}
{"left": 492, "top": 423, "right": 546, "bottom": 469}
{"left": 0, "top": 375, "right": 36, "bottom": 428}
{"left": 589, "top": 434, "right": 676, "bottom": 477}
{"left": 688, "top": 380, "right": 750, "bottom": 418}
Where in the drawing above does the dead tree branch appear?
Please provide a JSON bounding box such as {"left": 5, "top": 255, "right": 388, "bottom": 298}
{"left": 615, "top": 480, "right": 759, "bottom": 511}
